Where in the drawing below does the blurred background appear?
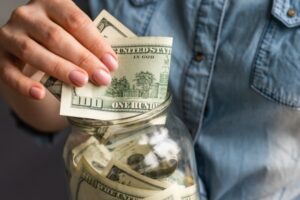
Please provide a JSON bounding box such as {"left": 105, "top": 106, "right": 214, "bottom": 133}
{"left": 0, "top": 1, "right": 69, "bottom": 199}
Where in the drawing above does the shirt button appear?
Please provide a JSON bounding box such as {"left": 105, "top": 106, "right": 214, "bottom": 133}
{"left": 287, "top": 8, "right": 296, "bottom": 18}
{"left": 194, "top": 52, "right": 205, "bottom": 62}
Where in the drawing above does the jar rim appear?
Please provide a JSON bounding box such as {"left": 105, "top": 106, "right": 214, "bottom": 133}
{"left": 68, "top": 95, "right": 171, "bottom": 128}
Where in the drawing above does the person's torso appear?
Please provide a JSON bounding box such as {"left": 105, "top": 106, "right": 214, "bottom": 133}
{"left": 83, "top": 0, "right": 300, "bottom": 199}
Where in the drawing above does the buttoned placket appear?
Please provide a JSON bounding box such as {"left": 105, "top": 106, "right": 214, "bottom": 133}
{"left": 181, "top": 0, "right": 228, "bottom": 139}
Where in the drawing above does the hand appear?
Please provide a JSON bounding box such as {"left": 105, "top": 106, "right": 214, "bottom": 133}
{"left": 0, "top": 0, "right": 118, "bottom": 100}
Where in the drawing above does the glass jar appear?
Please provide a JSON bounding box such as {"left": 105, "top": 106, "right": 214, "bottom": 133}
{"left": 63, "top": 96, "right": 200, "bottom": 200}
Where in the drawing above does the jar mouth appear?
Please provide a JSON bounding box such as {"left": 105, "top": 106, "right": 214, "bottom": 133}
{"left": 68, "top": 95, "right": 171, "bottom": 128}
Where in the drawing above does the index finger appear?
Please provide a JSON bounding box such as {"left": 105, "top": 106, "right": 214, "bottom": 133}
{"left": 43, "top": 0, "right": 118, "bottom": 71}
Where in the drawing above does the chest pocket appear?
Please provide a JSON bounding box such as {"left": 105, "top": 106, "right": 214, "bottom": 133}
{"left": 251, "top": 0, "right": 300, "bottom": 108}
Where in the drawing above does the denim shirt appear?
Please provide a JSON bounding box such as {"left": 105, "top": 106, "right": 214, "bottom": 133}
{"left": 86, "top": 0, "right": 300, "bottom": 199}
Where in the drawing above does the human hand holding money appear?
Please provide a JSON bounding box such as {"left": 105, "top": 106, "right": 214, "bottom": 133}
{"left": 42, "top": 10, "right": 173, "bottom": 121}
{"left": 0, "top": 1, "right": 119, "bottom": 100}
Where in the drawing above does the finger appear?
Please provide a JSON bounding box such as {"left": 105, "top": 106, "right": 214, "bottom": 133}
{"left": 44, "top": 0, "right": 118, "bottom": 71}
{"left": 17, "top": 14, "right": 112, "bottom": 85}
{"left": 0, "top": 29, "right": 90, "bottom": 87}
{"left": 0, "top": 53, "right": 45, "bottom": 100}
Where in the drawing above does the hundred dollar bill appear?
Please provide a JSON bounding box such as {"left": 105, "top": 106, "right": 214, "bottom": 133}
{"left": 143, "top": 184, "right": 199, "bottom": 200}
{"left": 41, "top": 9, "right": 135, "bottom": 100}
{"left": 72, "top": 137, "right": 111, "bottom": 170}
{"left": 94, "top": 10, "right": 135, "bottom": 38}
{"left": 101, "top": 159, "right": 170, "bottom": 190}
{"left": 143, "top": 184, "right": 183, "bottom": 200}
{"left": 71, "top": 157, "right": 157, "bottom": 200}
{"left": 106, "top": 129, "right": 180, "bottom": 181}
{"left": 143, "top": 184, "right": 198, "bottom": 200}
{"left": 60, "top": 37, "right": 173, "bottom": 120}
{"left": 41, "top": 74, "right": 62, "bottom": 100}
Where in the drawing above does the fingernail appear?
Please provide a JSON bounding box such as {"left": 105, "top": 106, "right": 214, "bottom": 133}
{"left": 93, "top": 69, "right": 112, "bottom": 85}
{"left": 69, "top": 70, "right": 88, "bottom": 86}
{"left": 30, "top": 87, "right": 44, "bottom": 99}
{"left": 101, "top": 54, "right": 118, "bottom": 71}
